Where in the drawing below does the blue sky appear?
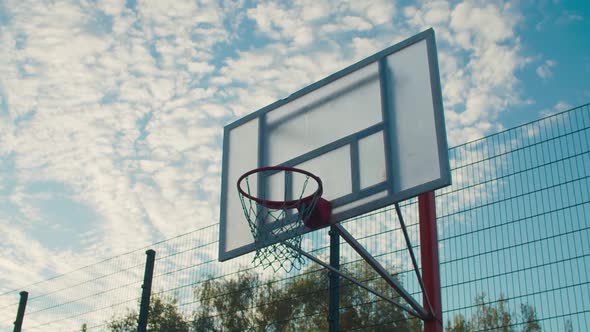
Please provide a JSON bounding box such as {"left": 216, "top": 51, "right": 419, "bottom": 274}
{"left": 0, "top": 0, "right": 588, "bottom": 292}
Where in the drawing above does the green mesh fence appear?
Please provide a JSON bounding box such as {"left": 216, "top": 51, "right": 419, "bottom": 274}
{"left": 0, "top": 103, "right": 588, "bottom": 331}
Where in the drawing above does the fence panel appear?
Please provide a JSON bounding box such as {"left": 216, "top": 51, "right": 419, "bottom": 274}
{"left": 0, "top": 103, "right": 588, "bottom": 331}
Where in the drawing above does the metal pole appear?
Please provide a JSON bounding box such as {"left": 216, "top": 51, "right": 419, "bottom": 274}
{"left": 419, "top": 192, "right": 442, "bottom": 332}
{"left": 328, "top": 226, "right": 340, "bottom": 332}
{"left": 138, "top": 249, "right": 156, "bottom": 332}
{"left": 13, "top": 291, "right": 28, "bottom": 332}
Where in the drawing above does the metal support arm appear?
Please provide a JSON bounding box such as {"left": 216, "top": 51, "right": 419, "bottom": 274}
{"left": 285, "top": 242, "right": 426, "bottom": 319}
{"left": 333, "top": 223, "right": 431, "bottom": 319}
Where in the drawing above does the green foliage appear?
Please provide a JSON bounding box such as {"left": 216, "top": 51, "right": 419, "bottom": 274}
{"left": 191, "top": 261, "right": 417, "bottom": 331}
{"left": 106, "top": 268, "right": 543, "bottom": 332}
{"left": 193, "top": 268, "right": 327, "bottom": 331}
{"left": 520, "top": 303, "right": 541, "bottom": 332}
{"left": 469, "top": 294, "right": 513, "bottom": 331}
{"left": 445, "top": 314, "right": 468, "bottom": 332}
{"left": 337, "top": 261, "right": 415, "bottom": 331}
{"left": 255, "top": 277, "right": 297, "bottom": 331}
{"left": 193, "top": 270, "right": 259, "bottom": 331}
{"left": 147, "top": 296, "right": 189, "bottom": 331}
{"left": 107, "top": 308, "right": 137, "bottom": 332}
{"left": 445, "top": 294, "right": 542, "bottom": 332}
{"left": 285, "top": 268, "right": 329, "bottom": 331}
{"left": 107, "top": 294, "right": 189, "bottom": 332}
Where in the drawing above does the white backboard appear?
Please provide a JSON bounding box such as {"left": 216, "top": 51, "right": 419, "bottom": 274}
{"left": 219, "top": 29, "right": 450, "bottom": 261}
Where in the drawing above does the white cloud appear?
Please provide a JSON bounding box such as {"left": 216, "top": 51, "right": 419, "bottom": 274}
{"left": 342, "top": 15, "right": 373, "bottom": 31}
{"left": 539, "top": 100, "right": 573, "bottom": 117}
{"left": 350, "top": 37, "right": 384, "bottom": 59}
{"left": 449, "top": 2, "right": 517, "bottom": 49}
{"left": 0, "top": 0, "right": 233, "bottom": 294}
{"left": 297, "top": 0, "right": 331, "bottom": 21}
{"left": 209, "top": 75, "right": 232, "bottom": 86}
{"left": 187, "top": 61, "right": 215, "bottom": 75}
{"left": 405, "top": 1, "right": 450, "bottom": 28}
{"left": 536, "top": 59, "right": 557, "bottom": 79}
{"left": 404, "top": 1, "right": 531, "bottom": 145}
{"left": 246, "top": 0, "right": 397, "bottom": 48}
{"left": 0, "top": 0, "right": 549, "bottom": 328}
{"left": 0, "top": 0, "right": 534, "bottom": 274}
{"left": 554, "top": 100, "right": 572, "bottom": 112}
{"left": 94, "top": 0, "right": 126, "bottom": 16}
{"left": 359, "top": 0, "right": 397, "bottom": 26}
{"left": 247, "top": 2, "right": 311, "bottom": 45}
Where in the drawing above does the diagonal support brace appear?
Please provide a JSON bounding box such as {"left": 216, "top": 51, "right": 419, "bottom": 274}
{"left": 284, "top": 242, "right": 427, "bottom": 319}
{"left": 333, "top": 223, "right": 432, "bottom": 320}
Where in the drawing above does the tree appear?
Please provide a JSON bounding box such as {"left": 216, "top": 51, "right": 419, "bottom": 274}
{"left": 105, "top": 269, "right": 545, "bottom": 332}
{"left": 106, "top": 294, "right": 189, "bottom": 332}
{"left": 107, "top": 308, "right": 137, "bottom": 332}
{"left": 193, "top": 270, "right": 260, "bottom": 332}
{"left": 190, "top": 261, "right": 418, "bottom": 331}
{"left": 445, "top": 294, "right": 542, "bottom": 332}
{"left": 193, "top": 268, "right": 323, "bottom": 331}
{"left": 469, "top": 294, "right": 513, "bottom": 331}
{"left": 256, "top": 278, "right": 297, "bottom": 331}
{"left": 336, "top": 261, "right": 415, "bottom": 331}
{"left": 445, "top": 314, "right": 468, "bottom": 332}
{"left": 520, "top": 303, "right": 541, "bottom": 332}
{"left": 283, "top": 267, "right": 329, "bottom": 331}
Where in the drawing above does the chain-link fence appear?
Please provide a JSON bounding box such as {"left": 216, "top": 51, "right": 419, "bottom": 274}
{"left": 1, "top": 103, "right": 588, "bottom": 331}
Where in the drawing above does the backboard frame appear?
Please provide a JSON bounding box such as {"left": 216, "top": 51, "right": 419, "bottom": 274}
{"left": 219, "top": 28, "right": 450, "bottom": 262}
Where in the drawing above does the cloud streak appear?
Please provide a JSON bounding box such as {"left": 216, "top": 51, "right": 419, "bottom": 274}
{"left": 0, "top": 0, "right": 543, "bottom": 302}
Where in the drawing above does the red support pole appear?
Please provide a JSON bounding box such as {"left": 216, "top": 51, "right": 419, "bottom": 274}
{"left": 419, "top": 191, "right": 442, "bottom": 332}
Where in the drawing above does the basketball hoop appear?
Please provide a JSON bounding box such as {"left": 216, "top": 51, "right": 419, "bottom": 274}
{"left": 237, "top": 166, "right": 332, "bottom": 272}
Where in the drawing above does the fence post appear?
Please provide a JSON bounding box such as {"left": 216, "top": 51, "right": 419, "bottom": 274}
{"left": 419, "top": 192, "right": 442, "bottom": 332}
{"left": 138, "top": 249, "right": 156, "bottom": 332}
{"left": 328, "top": 226, "right": 340, "bottom": 332}
{"left": 13, "top": 291, "right": 28, "bottom": 332}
